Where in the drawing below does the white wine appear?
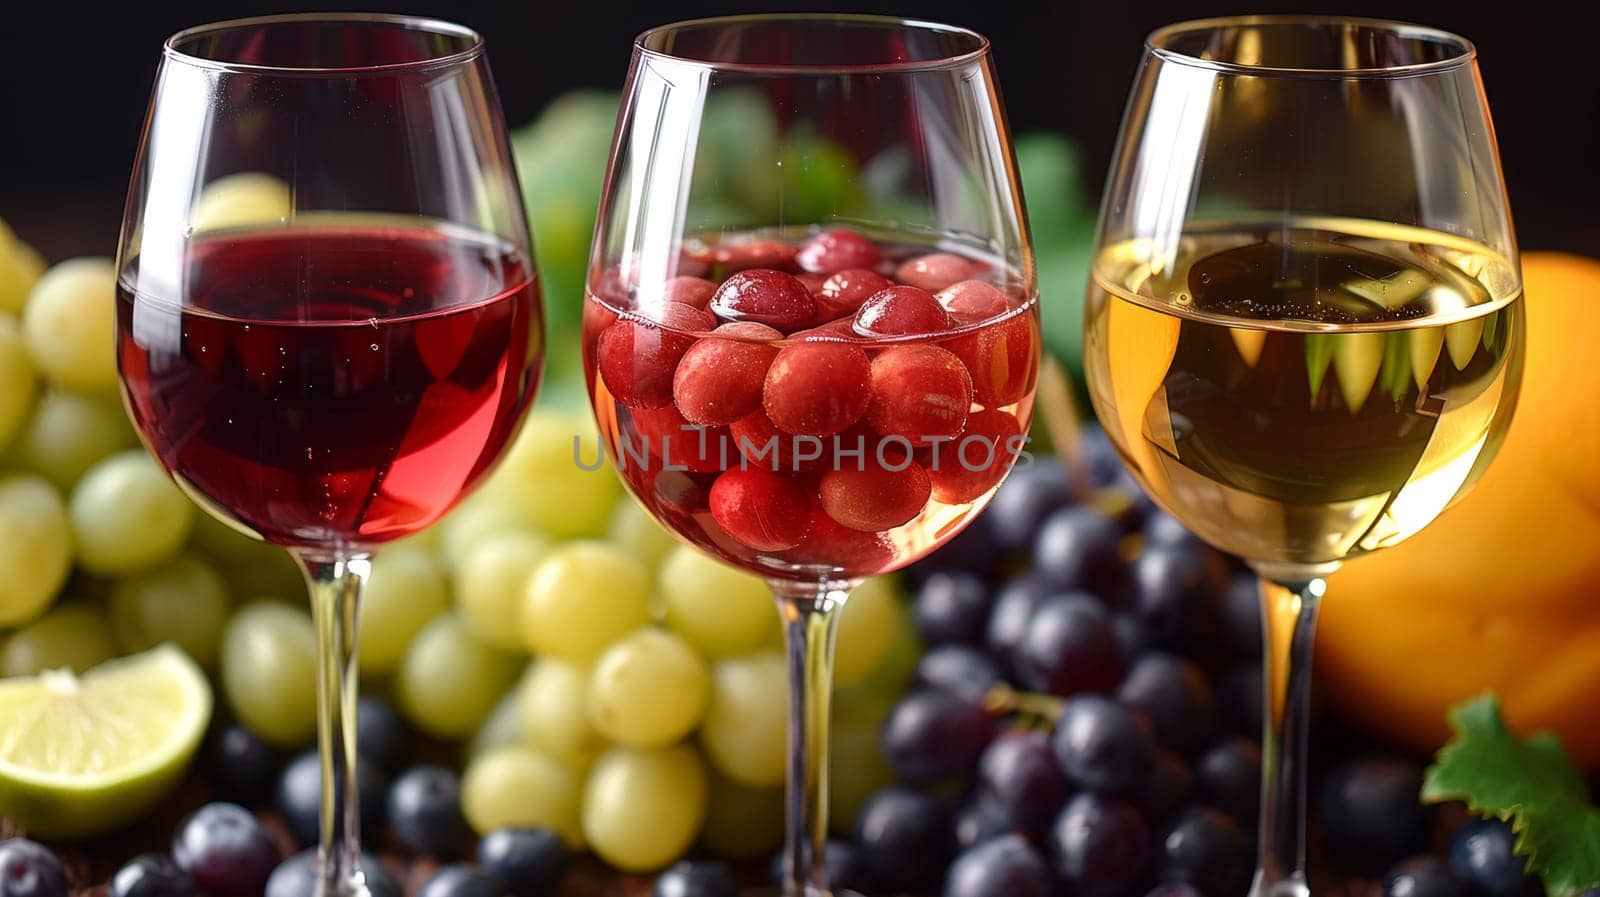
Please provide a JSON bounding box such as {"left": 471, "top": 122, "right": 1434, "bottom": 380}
{"left": 1084, "top": 218, "right": 1523, "bottom": 572}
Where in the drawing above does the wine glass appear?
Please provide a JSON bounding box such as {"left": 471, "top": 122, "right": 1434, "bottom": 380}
{"left": 1084, "top": 16, "right": 1522, "bottom": 897}
{"left": 115, "top": 15, "right": 541, "bottom": 897}
{"left": 582, "top": 14, "right": 1037, "bottom": 894}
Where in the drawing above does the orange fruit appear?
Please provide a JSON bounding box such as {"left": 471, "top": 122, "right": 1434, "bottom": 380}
{"left": 1319, "top": 252, "right": 1600, "bottom": 769}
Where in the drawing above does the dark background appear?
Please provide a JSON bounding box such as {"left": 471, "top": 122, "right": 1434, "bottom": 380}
{"left": 3, "top": 1, "right": 1596, "bottom": 261}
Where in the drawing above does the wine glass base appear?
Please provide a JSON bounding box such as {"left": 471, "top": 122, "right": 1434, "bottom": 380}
{"left": 1248, "top": 870, "right": 1311, "bottom": 897}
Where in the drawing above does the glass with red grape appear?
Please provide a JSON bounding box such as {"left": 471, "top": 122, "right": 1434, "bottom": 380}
{"left": 115, "top": 15, "right": 541, "bottom": 897}
{"left": 583, "top": 15, "right": 1038, "bottom": 894}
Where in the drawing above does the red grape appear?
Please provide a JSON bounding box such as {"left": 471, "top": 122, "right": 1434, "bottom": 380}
{"left": 714, "top": 239, "right": 798, "bottom": 272}
{"left": 596, "top": 303, "right": 715, "bottom": 409}
{"left": 796, "top": 229, "right": 883, "bottom": 274}
{"left": 653, "top": 469, "right": 714, "bottom": 515}
{"left": 793, "top": 317, "right": 863, "bottom": 342}
{"left": 936, "top": 280, "right": 1010, "bottom": 321}
{"left": 709, "top": 467, "right": 812, "bottom": 551}
{"left": 853, "top": 285, "right": 952, "bottom": 336}
{"left": 816, "top": 268, "right": 893, "bottom": 319}
{"left": 948, "top": 312, "right": 1038, "bottom": 406}
{"left": 796, "top": 272, "right": 829, "bottom": 295}
{"left": 641, "top": 275, "right": 718, "bottom": 309}
{"left": 709, "top": 269, "right": 817, "bottom": 330}
{"left": 866, "top": 345, "right": 973, "bottom": 443}
{"left": 762, "top": 342, "right": 871, "bottom": 436}
{"left": 819, "top": 457, "right": 932, "bottom": 532}
{"left": 729, "top": 410, "right": 827, "bottom": 473}
{"left": 672, "top": 323, "right": 781, "bottom": 425}
{"left": 628, "top": 405, "right": 733, "bottom": 474}
{"left": 792, "top": 510, "right": 897, "bottom": 574}
{"left": 896, "top": 252, "right": 979, "bottom": 292}
{"left": 929, "top": 408, "right": 1023, "bottom": 503}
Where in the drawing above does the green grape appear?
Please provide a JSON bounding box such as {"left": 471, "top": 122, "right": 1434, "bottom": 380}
{"left": 109, "top": 554, "right": 230, "bottom": 667}
{"left": 0, "top": 222, "right": 45, "bottom": 315}
{"left": 454, "top": 531, "right": 549, "bottom": 651}
{"left": 520, "top": 541, "right": 651, "bottom": 663}
{"left": 828, "top": 690, "right": 897, "bottom": 835}
{"left": 9, "top": 391, "right": 135, "bottom": 490}
{"left": 356, "top": 546, "right": 449, "bottom": 675}
{"left": 397, "top": 613, "right": 522, "bottom": 739}
{"left": 606, "top": 500, "right": 677, "bottom": 574}
{"left": 390, "top": 523, "right": 441, "bottom": 556}
{"left": 700, "top": 771, "right": 784, "bottom": 861}
{"left": 582, "top": 744, "right": 708, "bottom": 872}
{"left": 461, "top": 746, "right": 584, "bottom": 847}
{"left": 220, "top": 602, "right": 317, "bottom": 747}
{"left": 848, "top": 598, "right": 923, "bottom": 699}
{"left": 188, "top": 510, "right": 263, "bottom": 563}
{"left": 0, "top": 473, "right": 71, "bottom": 627}
{"left": 437, "top": 495, "right": 538, "bottom": 572}
{"left": 833, "top": 576, "right": 902, "bottom": 687}
{"left": 699, "top": 652, "right": 787, "bottom": 788}
{"left": 191, "top": 173, "right": 292, "bottom": 232}
{"left": 466, "top": 691, "right": 525, "bottom": 763}
{"left": 70, "top": 450, "right": 194, "bottom": 576}
{"left": 21, "top": 257, "right": 117, "bottom": 393}
{"left": 659, "top": 546, "right": 777, "bottom": 659}
{"left": 1, "top": 603, "right": 115, "bottom": 677}
{"left": 516, "top": 659, "right": 607, "bottom": 771}
{"left": 490, "top": 411, "right": 618, "bottom": 539}
{"left": 0, "top": 317, "right": 38, "bottom": 451}
{"left": 587, "top": 628, "right": 708, "bottom": 749}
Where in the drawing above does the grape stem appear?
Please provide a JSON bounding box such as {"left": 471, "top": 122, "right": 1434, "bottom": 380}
{"left": 295, "top": 551, "right": 374, "bottom": 897}
{"left": 983, "top": 683, "right": 1065, "bottom": 722}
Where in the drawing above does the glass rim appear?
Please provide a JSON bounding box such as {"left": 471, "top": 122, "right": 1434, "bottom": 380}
{"left": 162, "top": 12, "right": 484, "bottom": 76}
{"left": 633, "top": 13, "right": 991, "bottom": 74}
{"left": 1146, "top": 14, "right": 1476, "bottom": 79}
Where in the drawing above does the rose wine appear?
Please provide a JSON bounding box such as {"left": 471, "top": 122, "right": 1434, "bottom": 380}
{"left": 583, "top": 228, "right": 1039, "bottom": 580}
{"left": 118, "top": 221, "right": 542, "bottom": 547}
{"left": 1084, "top": 218, "right": 1522, "bottom": 570}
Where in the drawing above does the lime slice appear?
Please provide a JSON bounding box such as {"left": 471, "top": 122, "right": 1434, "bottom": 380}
{"left": 0, "top": 643, "right": 212, "bottom": 837}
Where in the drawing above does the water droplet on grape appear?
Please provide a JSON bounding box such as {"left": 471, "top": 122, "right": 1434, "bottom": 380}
{"left": 370, "top": 343, "right": 379, "bottom": 351}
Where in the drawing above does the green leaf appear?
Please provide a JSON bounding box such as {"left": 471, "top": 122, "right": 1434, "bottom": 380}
{"left": 1422, "top": 694, "right": 1600, "bottom": 897}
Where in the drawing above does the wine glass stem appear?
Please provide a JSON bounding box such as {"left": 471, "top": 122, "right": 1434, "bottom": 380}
{"left": 1251, "top": 575, "right": 1327, "bottom": 897}
{"left": 771, "top": 579, "right": 851, "bottom": 897}
{"left": 295, "top": 551, "right": 374, "bottom": 897}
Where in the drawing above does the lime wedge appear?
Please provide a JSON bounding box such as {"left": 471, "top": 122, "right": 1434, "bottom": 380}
{"left": 0, "top": 644, "right": 212, "bottom": 837}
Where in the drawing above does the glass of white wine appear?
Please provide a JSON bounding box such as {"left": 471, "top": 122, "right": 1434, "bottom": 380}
{"left": 1083, "top": 16, "right": 1523, "bottom": 897}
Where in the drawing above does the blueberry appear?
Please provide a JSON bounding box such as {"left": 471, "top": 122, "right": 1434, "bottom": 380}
{"left": 1033, "top": 506, "right": 1123, "bottom": 595}
{"left": 1448, "top": 819, "right": 1540, "bottom": 897}
{"left": 912, "top": 572, "right": 992, "bottom": 647}
{"left": 1385, "top": 856, "right": 1463, "bottom": 897}
{"left": 277, "top": 749, "right": 389, "bottom": 846}
{"left": 986, "top": 572, "right": 1054, "bottom": 675}
{"left": 1051, "top": 695, "right": 1156, "bottom": 793}
{"left": 417, "top": 864, "right": 505, "bottom": 897}
{"left": 1195, "top": 738, "right": 1260, "bottom": 830}
{"left": 1117, "top": 653, "right": 1216, "bottom": 753}
{"left": 389, "top": 766, "right": 473, "bottom": 857}
{"left": 953, "top": 794, "right": 1019, "bottom": 850}
{"left": 945, "top": 833, "right": 1055, "bottom": 897}
{"left": 1320, "top": 755, "right": 1428, "bottom": 874}
{"left": 767, "top": 840, "right": 872, "bottom": 893}
{"left": 1215, "top": 666, "right": 1263, "bottom": 739}
{"left": 854, "top": 786, "right": 952, "bottom": 893}
{"left": 0, "top": 839, "right": 68, "bottom": 897}
{"left": 211, "top": 724, "right": 280, "bottom": 805}
{"left": 1133, "top": 748, "right": 1194, "bottom": 824}
{"left": 1130, "top": 545, "right": 1222, "bottom": 659}
{"left": 1157, "top": 808, "right": 1252, "bottom": 897}
{"left": 1050, "top": 793, "right": 1152, "bottom": 897}
{"left": 976, "top": 729, "right": 1071, "bottom": 837}
{"left": 477, "top": 828, "right": 569, "bottom": 897}
{"left": 171, "top": 803, "right": 281, "bottom": 897}
{"left": 880, "top": 690, "right": 994, "bottom": 784}
{"left": 1014, "top": 593, "right": 1124, "bottom": 697}
{"left": 652, "top": 862, "right": 736, "bottom": 897}
{"left": 357, "top": 697, "right": 410, "bottom": 774}
{"left": 264, "top": 850, "right": 400, "bottom": 897}
{"left": 110, "top": 854, "right": 194, "bottom": 897}
{"left": 985, "top": 460, "right": 1076, "bottom": 551}
{"left": 914, "top": 644, "right": 1002, "bottom": 703}
{"left": 1220, "top": 574, "right": 1263, "bottom": 662}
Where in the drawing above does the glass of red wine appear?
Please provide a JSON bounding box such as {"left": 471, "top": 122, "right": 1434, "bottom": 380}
{"left": 583, "top": 15, "right": 1037, "bottom": 894}
{"left": 115, "top": 15, "right": 541, "bottom": 897}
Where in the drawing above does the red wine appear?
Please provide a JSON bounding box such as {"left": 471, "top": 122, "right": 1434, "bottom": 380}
{"left": 118, "top": 223, "right": 542, "bottom": 548}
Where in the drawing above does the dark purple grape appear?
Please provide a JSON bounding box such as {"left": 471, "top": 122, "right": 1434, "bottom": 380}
{"left": 915, "top": 645, "right": 1002, "bottom": 703}
{"left": 985, "top": 460, "right": 1076, "bottom": 551}
{"left": 881, "top": 690, "right": 993, "bottom": 784}
{"left": 1195, "top": 739, "right": 1260, "bottom": 830}
{"left": 1078, "top": 426, "right": 1127, "bottom": 487}
{"left": 1214, "top": 665, "right": 1263, "bottom": 739}
{"left": 768, "top": 840, "right": 873, "bottom": 893}
{"left": 976, "top": 729, "right": 1071, "bottom": 836}
{"left": 1130, "top": 545, "right": 1222, "bottom": 659}
{"left": 211, "top": 724, "right": 280, "bottom": 806}
{"left": 1320, "top": 755, "right": 1428, "bottom": 874}
{"left": 264, "top": 850, "right": 399, "bottom": 897}
{"left": 1050, "top": 793, "right": 1152, "bottom": 897}
{"left": 1220, "top": 575, "right": 1262, "bottom": 663}
{"left": 1033, "top": 506, "right": 1123, "bottom": 595}
{"left": 1113, "top": 613, "right": 1152, "bottom": 660}
{"left": 953, "top": 794, "right": 1018, "bottom": 850}
{"left": 0, "top": 839, "right": 68, "bottom": 897}
{"left": 652, "top": 862, "right": 736, "bottom": 897}
{"left": 477, "top": 828, "right": 568, "bottom": 897}
{"left": 1143, "top": 512, "right": 1200, "bottom": 550}
{"left": 1156, "top": 808, "right": 1252, "bottom": 897}
{"left": 1015, "top": 593, "right": 1124, "bottom": 697}
{"left": 986, "top": 572, "right": 1054, "bottom": 676}
{"left": 912, "top": 572, "right": 992, "bottom": 647}
{"left": 389, "top": 766, "right": 473, "bottom": 857}
{"left": 945, "top": 834, "right": 1055, "bottom": 897}
{"left": 1116, "top": 653, "right": 1216, "bottom": 753}
{"left": 1133, "top": 748, "right": 1194, "bottom": 824}
{"left": 1385, "top": 856, "right": 1463, "bottom": 897}
{"left": 417, "top": 864, "right": 504, "bottom": 897}
{"left": 111, "top": 854, "right": 195, "bottom": 897}
{"left": 171, "top": 803, "right": 281, "bottom": 897}
{"left": 357, "top": 697, "right": 410, "bottom": 774}
{"left": 277, "top": 750, "right": 389, "bottom": 846}
{"left": 1052, "top": 695, "right": 1156, "bottom": 793}
{"left": 1448, "top": 819, "right": 1540, "bottom": 897}
{"left": 854, "top": 786, "right": 952, "bottom": 894}
{"left": 1145, "top": 884, "right": 1207, "bottom": 897}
